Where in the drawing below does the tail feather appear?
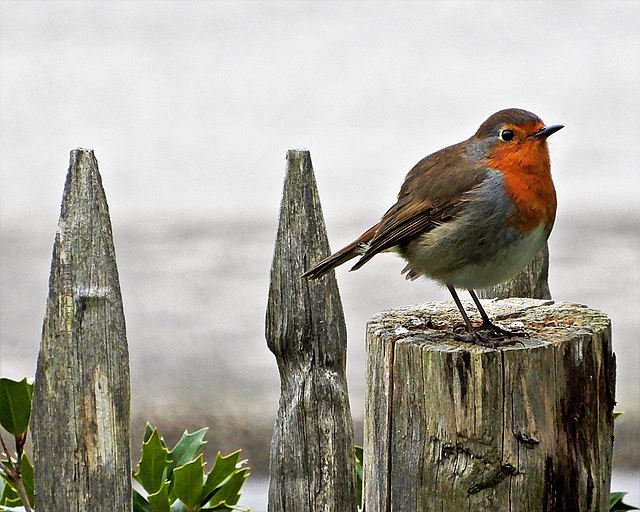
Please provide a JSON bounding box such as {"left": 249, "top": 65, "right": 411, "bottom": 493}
{"left": 301, "top": 224, "right": 379, "bottom": 279}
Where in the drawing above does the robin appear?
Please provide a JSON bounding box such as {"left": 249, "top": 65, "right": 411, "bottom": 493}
{"left": 302, "top": 108, "right": 563, "bottom": 346}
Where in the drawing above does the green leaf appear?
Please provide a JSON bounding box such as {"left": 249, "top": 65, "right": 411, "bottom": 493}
{"left": 204, "top": 469, "right": 248, "bottom": 508}
{"left": 167, "top": 428, "right": 208, "bottom": 478}
{"left": 134, "top": 429, "right": 171, "bottom": 495}
{"left": 143, "top": 422, "right": 155, "bottom": 443}
{"left": 148, "top": 481, "right": 171, "bottom": 512}
{"left": 611, "top": 492, "right": 640, "bottom": 511}
{"left": 133, "top": 489, "right": 152, "bottom": 512}
{"left": 200, "top": 451, "right": 241, "bottom": 503}
{"left": 19, "top": 453, "right": 34, "bottom": 508}
{"left": 0, "top": 480, "right": 20, "bottom": 507}
{"left": 170, "top": 500, "right": 188, "bottom": 512}
{"left": 0, "top": 378, "right": 34, "bottom": 436}
{"left": 613, "top": 411, "right": 624, "bottom": 420}
{"left": 354, "top": 445, "right": 363, "bottom": 509}
{"left": 171, "top": 455, "right": 204, "bottom": 510}
{"left": 202, "top": 505, "right": 235, "bottom": 512}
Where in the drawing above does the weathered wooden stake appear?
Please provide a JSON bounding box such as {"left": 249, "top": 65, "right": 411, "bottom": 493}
{"left": 266, "top": 149, "right": 357, "bottom": 511}
{"left": 32, "top": 149, "right": 131, "bottom": 511}
{"left": 364, "top": 299, "right": 615, "bottom": 512}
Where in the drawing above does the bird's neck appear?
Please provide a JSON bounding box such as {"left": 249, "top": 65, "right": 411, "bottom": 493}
{"left": 486, "top": 143, "right": 557, "bottom": 233}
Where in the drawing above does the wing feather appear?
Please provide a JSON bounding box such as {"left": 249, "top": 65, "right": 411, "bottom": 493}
{"left": 351, "top": 145, "right": 488, "bottom": 270}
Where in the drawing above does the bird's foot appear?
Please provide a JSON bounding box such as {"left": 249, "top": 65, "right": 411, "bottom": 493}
{"left": 478, "top": 319, "right": 529, "bottom": 340}
{"left": 452, "top": 321, "right": 528, "bottom": 348}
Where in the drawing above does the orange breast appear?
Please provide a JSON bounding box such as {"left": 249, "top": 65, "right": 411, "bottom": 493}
{"left": 486, "top": 141, "right": 557, "bottom": 232}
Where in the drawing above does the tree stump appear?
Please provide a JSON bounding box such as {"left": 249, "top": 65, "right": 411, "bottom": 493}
{"left": 363, "top": 299, "right": 615, "bottom": 512}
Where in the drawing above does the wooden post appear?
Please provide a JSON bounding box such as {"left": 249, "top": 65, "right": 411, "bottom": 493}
{"left": 364, "top": 299, "right": 615, "bottom": 512}
{"left": 266, "top": 150, "right": 357, "bottom": 511}
{"left": 32, "top": 149, "right": 132, "bottom": 511}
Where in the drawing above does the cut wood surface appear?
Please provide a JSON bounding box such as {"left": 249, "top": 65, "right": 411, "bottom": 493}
{"left": 364, "top": 298, "right": 615, "bottom": 512}
{"left": 32, "top": 149, "right": 131, "bottom": 511}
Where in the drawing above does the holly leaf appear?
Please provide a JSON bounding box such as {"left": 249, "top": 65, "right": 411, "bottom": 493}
{"left": 204, "top": 468, "right": 249, "bottom": 509}
{"left": 133, "top": 489, "right": 151, "bottom": 512}
{"left": 169, "top": 500, "right": 188, "bottom": 512}
{"left": 200, "top": 451, "right": 241, "bottom": 503}
{"left": 610, "top": 492, "right": 639, "bottom": 511}
{"left": 170, "top": 455, "right": 204, "bottom": 510}
{"left": 167, "top": 428, "right": 207, "bottom": 477}
{"left": 143, "top": 422, "right": 155, "bottom": 443}
{"left": 134, "top": 429, "right": 170, "bottom": 495}
{"left": 0, "top": 378, "right": 34, "bottom": 436}
{"left": 148, "top": 481, "right": 171, "bottom": 512}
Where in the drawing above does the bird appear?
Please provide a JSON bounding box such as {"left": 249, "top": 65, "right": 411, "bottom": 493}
{"left": 301, "top": 108, "right": 563, "bottom": 346}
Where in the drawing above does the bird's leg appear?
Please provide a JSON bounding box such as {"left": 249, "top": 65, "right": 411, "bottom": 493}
{"left": 467, "top": 289, "right": 528, "bottom": 339}
{"left": 447, "top": 286, "right": 526, "bottom": 346}
{"left": 447, "top": 286, "right": 475, "bottom": 331}
{"left": 447, "top": 286, "right": 495, "bottom": 347}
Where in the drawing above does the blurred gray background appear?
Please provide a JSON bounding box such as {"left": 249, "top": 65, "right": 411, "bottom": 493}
{"left": 1, "top": 1, "right": 638, "bottom": 507}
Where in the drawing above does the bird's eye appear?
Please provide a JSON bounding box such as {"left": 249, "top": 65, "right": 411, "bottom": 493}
{"left": 499, "top": 129, "right": 515, "bottom": 141}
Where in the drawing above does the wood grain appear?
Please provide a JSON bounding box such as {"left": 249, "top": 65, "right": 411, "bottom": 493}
{"left": 32, "top": 149, "right": 131, "bottom": 511}
{"left": 266, "top": 149, "right": 356, "bottom": 512}
{"left": 364, "top": 299, "right": 615, "bottom": 512}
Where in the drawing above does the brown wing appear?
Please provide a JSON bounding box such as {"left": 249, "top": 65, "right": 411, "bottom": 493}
{"left": 301, "top": 224, "right": 379, "bottom": 279}
{"left": 351, "top": 142, "right": 488, "bottom": 270}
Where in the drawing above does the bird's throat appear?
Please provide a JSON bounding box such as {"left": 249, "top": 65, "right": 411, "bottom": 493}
{"left": 486, "top": 143, "right": 557, "bottom": 232}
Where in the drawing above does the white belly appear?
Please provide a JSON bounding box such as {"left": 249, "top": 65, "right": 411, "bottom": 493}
{"left": 436, "top": 223, "right": 549, "bottom": 288}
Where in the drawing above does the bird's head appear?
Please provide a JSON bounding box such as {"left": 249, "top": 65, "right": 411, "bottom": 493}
{"left": 466, "top": 108, "right": 563, "bottom": 173}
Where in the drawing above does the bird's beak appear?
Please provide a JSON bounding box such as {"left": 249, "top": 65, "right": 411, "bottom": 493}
{"left": 531, "top": 124, "right": 564, "bottom": 140}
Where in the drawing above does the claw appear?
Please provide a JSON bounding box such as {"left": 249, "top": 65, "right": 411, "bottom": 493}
{"left": 453, "top": 329, "right": 517, "bottom": 348}
{"left": 446, "top": 287, "right": 530, "bottom": 347}
{"left": 451, "top": 319, "right": 527, "bottom": 347}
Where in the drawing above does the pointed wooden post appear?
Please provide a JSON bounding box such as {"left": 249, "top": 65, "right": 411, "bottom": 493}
{"left": 266, "top": 150, "right": 357, "bottom": 511}
{"left": 32, "top": 149, "right": 132, "bottom": 511}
